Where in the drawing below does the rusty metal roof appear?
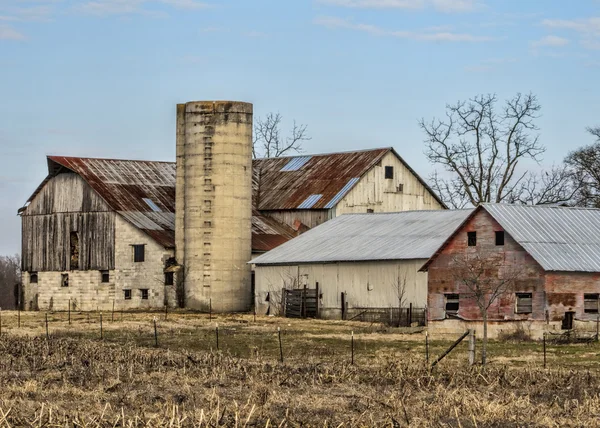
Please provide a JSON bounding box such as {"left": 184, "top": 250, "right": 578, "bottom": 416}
{"left": 253, "top": 147, "right": 446, "bottom": 210}
{"left": 27, "top": 156, "right": 297, "bottom": 251}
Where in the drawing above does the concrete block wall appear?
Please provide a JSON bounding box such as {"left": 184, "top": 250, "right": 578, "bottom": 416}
{"left": 22, "top": 215, "right": 175, "bottom": 311}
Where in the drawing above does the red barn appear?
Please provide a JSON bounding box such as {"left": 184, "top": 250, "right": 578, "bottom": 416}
{"left": 422, "top": 204, "right": 600, "bottom": 339}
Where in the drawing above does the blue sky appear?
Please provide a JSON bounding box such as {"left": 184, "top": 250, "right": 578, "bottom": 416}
{"left": 1, "top": 0, "right": 599, "bottom": 254}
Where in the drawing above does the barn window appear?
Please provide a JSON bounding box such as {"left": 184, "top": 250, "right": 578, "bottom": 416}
{"left": 133, "top": 245, "right": 145, "bottom": 263}
{"left": 584, "top": 294, "right": 599, "bottom": 313}
{"left": 140, "top": 289, "right": 149, "bottom": 300}
{"left": 124, "top": 289, "right": 132, "bottom": 300}
{"left": 467, "top": 231, "right": 477, "bottom": 246}
{"left": 515, "top": 293, "right": 532, "bottom": 314}
{"left": 61, "top": 273, "right": 69, "bottom": 287}
{"left": 445, "top": 294, "right": 459, "bottom": 317}
{"left": 70, "top": 232, "right": 79, "bottom": 270}
{"left": 100, "top": 270, "right": 110, "bottom": 283}
{"left": 30, "top": 272, "right": 38, "bottom": 283}
{"left": 397, "top": 183, "right": 404, "bottom": 193}
{"left": 495, "top": 231, "right": 505, "bottom": 246}
{"left": 164, "top": 272, "right": 174, "bottom": 286}
{"left": 384, "top": 166, "right": 394, "bottom": 179}
{"left": 367, "top": 208, "right": 374, "bottom": 213}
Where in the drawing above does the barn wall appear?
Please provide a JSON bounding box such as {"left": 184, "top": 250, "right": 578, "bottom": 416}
{"left": 261, "top": 209, "right": 331, "bottom": 230}
{"left": 254, "top": 260, "right": 428, "bottom": 318}
{"left": 21, "top": 173, "right": 115, "bottom": 272}
{"left": 335, "top": 152, "right": 443, "bottom": 215}
{"left": 22, "top": 215, "right": 174, "bottom": 311}
{"left": 545, "top": 272, "right": 600, "bottom": 322}
{"left": 427, "top": 209, "right": 545, "bottom": 324}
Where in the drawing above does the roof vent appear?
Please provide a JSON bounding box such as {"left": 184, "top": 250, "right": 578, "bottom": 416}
{"left": 280, "top": 156, "right": 312, "bottom": 171}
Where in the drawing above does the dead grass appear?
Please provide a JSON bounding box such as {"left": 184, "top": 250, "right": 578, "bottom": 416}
{"left": 0, "top": 310, "right": 599, "bottom": 426}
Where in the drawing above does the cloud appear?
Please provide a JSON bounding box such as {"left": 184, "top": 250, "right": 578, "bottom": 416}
{"left": 76, "top": 0, "right": 210, "bottom": 16}
{"left": 542, "top": 17, "right": 600, "bottom": 50}
{"left": 531, "top": 35, "right": 569, "bottom": 48}
{"left": 318, "top": 0, "right": 483, "bottom": 13}
{"left": 314, "top": 15, "right": 494, "bottom": 42}
{"left": 0, "top": 25, "right": 25, "bottom": 40}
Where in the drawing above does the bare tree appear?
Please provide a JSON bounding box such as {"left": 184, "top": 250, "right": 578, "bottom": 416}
{"left": 420, "top": 93, "right": 575, "bottom": 208}
{"left": 392, "top": 272, "right": 408, "bottom": 327}
{"left": 451, "top": 252, "right": 521, "bottom": 365}
{"left": 565, "top": 127, "right": 600, "bottom": 208}
{"left": 0, "top": 254, "right": 21, "bottom": 309}
{"left": 253, "top": 113, "right": 311, "bottom": 159}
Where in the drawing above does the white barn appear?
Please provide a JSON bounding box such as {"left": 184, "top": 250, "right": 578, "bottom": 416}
{"left": 251, "top": 210, "right": 471, "bottom": 320}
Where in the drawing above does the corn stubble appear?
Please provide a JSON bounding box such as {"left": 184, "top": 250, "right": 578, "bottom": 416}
{"left": 0, "top": 334, "right": 597, "bottom": 426}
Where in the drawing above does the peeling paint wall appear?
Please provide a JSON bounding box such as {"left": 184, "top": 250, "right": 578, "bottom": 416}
{"left": 254, "top": 260, "right": 428, "bottom": 318}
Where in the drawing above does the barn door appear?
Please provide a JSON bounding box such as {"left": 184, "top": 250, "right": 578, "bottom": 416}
{"left": 283, "top": 287, "right": 318, "bottom": 318}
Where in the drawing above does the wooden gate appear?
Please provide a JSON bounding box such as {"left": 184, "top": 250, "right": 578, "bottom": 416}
{"left": 283, "top": 286, "right": 319, "bottom": 318}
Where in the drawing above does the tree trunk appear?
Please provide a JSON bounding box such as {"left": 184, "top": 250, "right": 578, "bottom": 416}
{"left": 482, "top": 310, "right": 488, "bottom": 366}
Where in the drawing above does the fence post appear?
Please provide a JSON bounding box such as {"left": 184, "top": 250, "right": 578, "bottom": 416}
{"left": 543, "top": 332, "right": 547, "bottom": 369}
{"left": 351, "top": 331, "right": 354, "bottom": 365}
{"left": 100, "top": 313, "right": 103, "bottom": 340}
{"left": 45, "top": 312, "right": 49, "bottom": 340}
{"left": 409, "top": 303, "right": 413, "bottom": 326}
{"left": 315, "top": 282, "right": 320, "bottom": 318}
{"left": 425, "top": 331, "right": 429, "bottom": 365}
{"left": 468, "top": 329, "right": 476, "bottom": 366}
{"left": 165, "top": 304, "right": 168, "bottom": 321}
{"left": 215, "top": 323, "right": 219, "bottom": 350}
{"left": 278, "top": 327, "right": 283, "bottom": 363}
{"left": 112, "top": 300, "right": 115, "bottom": 322}
{"left": 153, "top": 317, "right": 158, "bottom": 347}
{"left": 341, "top": 292, "right": 346, "bottom": 320}
{"left": 596, "top": 315, "right": 599, "bottom": 342}
{"left": 209, "top": 299, "right": 212, "bottom": 321}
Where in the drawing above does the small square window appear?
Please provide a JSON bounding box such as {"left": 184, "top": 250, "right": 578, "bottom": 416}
{"left": 100, "top": 270, "right": 110, "bottom": 283}
{"left": 384, "top": 166, "right": 394, "bottom": 179}
{"left": 367, "top": 208, "right": 374, "bottom": 213}
{"left": 30, "top": 272, "right": 38, "bottom": 284}
{"left": 515, "top": 293, "right": 532, "bottom": 314}
{"left": 397, "top": 183, "right": 404, "bottom": 193}
{"left": 495, "top": 231, "right": 505, "bottom": 246}
{"left": 164, "top": 272, "right": 174, "bottom": 286}
{"left": 124, "top": 289, "right": 132, "bottom": 300}
{"left": 61, "top": 273, "right": 69, "bottom": 287}
{"left": 467, "top": 231, "right": 477, "bottom": 247}
{"left": 140, "top": 289, "right": 149, "bottom": 300}
{"left": 584, "top": 294, "right": 599, "bottom": 313}
{"left": 445, "top": 294, "right": 459, "bottom": 317}
{"left": 133, "top": 245, "right": 145, "bottom": 263}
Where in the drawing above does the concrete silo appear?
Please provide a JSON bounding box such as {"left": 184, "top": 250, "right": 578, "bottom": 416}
{"left": 175, "top": 101, "right": 253, "bottom": 312}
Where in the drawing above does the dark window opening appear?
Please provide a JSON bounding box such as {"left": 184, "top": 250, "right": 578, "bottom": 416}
{"left": 133, "top": 245, "right": 145, "bottom": 263}
{"left": 61, "top": 273, "right": 69, "bottom": 287}
{"left": 445, "top": 294, "right": 459, "bottom": 317}
{"left": 515, "top": 293, "right": 532, "bottom": 314}
{"left": 70, "top": 232, "right": 79, "bottom": 270}
{"left": 397, "top": 183, "right": 404, "bottom": 193}
{"left": 495, "top": 231, "right": 505, "bottom": 246}
{"left": 101, "top": 270, "right": 110, "bottom": 283}
{"left": 367, "top": 208, "right": 374, "bottom": 213}
{"left": 140, "top": 289, "right": 149, "bottom": 300}
{"left": 164, "top": 272, "right": 174, "bottom": 286}
{"left": 562, "top": 311, "right": 575, "bottom": 330}
{"left": 384, "top": 166, "right": 394, "bottom": 179}
{"left": 584, "top": 294, "right": 599, "bottom": 313}
{"left": 30, "top": 272, "right": 38, "bottom": 284}
{"left": 124, "top": 289, "right": 132, "bottom": 300}
{"left": 467, "top": 231, "right": 477, "bottom": 247}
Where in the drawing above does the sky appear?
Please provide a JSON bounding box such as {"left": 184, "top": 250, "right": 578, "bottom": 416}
{"left": 1, "top": 0, "right": 599, "bottom": 255}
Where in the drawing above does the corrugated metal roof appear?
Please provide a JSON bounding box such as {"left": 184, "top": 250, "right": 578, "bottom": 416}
{"left": 280, "top": 156, "right": 312, "bottom": 171}
{"left": 253, "top": 147, "right": 445, "bottom": 210}
{"left": 483, "top": 204, "right": 600, "bottom": 272}
{"left": 250, "top": 210, "right": 473, "bottom": 265}
{"left": 30, "top": 156, "right": 297, "bottom": 252}
{"left": 297, "top": 194, "right": 323, "bottom": 209}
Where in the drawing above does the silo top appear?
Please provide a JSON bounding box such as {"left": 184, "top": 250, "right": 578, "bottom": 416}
{"left": 180, "top": 101, "right": 253, "bottom": 114}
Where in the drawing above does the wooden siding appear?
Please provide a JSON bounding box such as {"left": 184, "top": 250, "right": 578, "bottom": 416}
{"left": 336, "top": 152, "right": 444, "bottom": 214}
{"left": 22, "top": 173, "right": 115, "bottom": 272}
{"left": 262, "top": 209, "right": 331, "bottom": 230}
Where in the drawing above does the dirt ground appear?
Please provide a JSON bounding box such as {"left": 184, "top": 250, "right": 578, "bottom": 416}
{"left": 0, "top": 310, "right": 599, "bottom": 426}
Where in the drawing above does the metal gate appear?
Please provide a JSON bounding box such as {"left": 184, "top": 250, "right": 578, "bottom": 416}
{"left": 283, "top": 287, "right": 319, "bottom": 318}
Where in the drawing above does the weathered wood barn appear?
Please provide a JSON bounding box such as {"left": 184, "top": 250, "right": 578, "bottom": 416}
{"left": 251, "top": 210, "right": 471, "bottom": 320}
{"left": 20, "top": 146, "right": 444, "bottom": 311}
{"left": 422, "top": 204, "right": 600, "bottom": 339}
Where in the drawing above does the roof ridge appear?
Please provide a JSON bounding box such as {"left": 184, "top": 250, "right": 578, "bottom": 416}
{"left": 482, "top": 203, "right": 600, "bottom": 212}
{"left": 48, "top": 155, "right": 174, "bottom": 164}
{"left": 340, "top": 209, "right": 471, "bottom": 216}
{"left": 253, "top": 147, "right": 392, "bottom": 160}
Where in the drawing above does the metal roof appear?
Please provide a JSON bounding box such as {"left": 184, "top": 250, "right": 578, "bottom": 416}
{"left": 253, "top": 147, "right": 446, "bottom": 210}
{"left": 250, "top": 210, "right": 473, "bottom": 265}
{"left": 26, "top": 156, "right": 297, "bottom": 251}
{"left": 483, "top": 204, "right": 600, "bottom": 272}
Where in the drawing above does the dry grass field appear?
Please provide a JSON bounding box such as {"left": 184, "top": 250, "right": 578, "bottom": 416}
{"left": 0, "top": 310, "right": 599, "bottom": 426}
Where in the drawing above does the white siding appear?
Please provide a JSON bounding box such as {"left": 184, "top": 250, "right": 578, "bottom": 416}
{"left": 336, "top": 152, "right": 443, "bottom": 214}
{"left": 254, "top": 260, "right": 428, "bottom": 318}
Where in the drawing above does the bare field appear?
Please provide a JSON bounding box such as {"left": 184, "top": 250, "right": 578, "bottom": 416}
{"left": 0, "top": 310, "right": 599, "bottom": 426}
